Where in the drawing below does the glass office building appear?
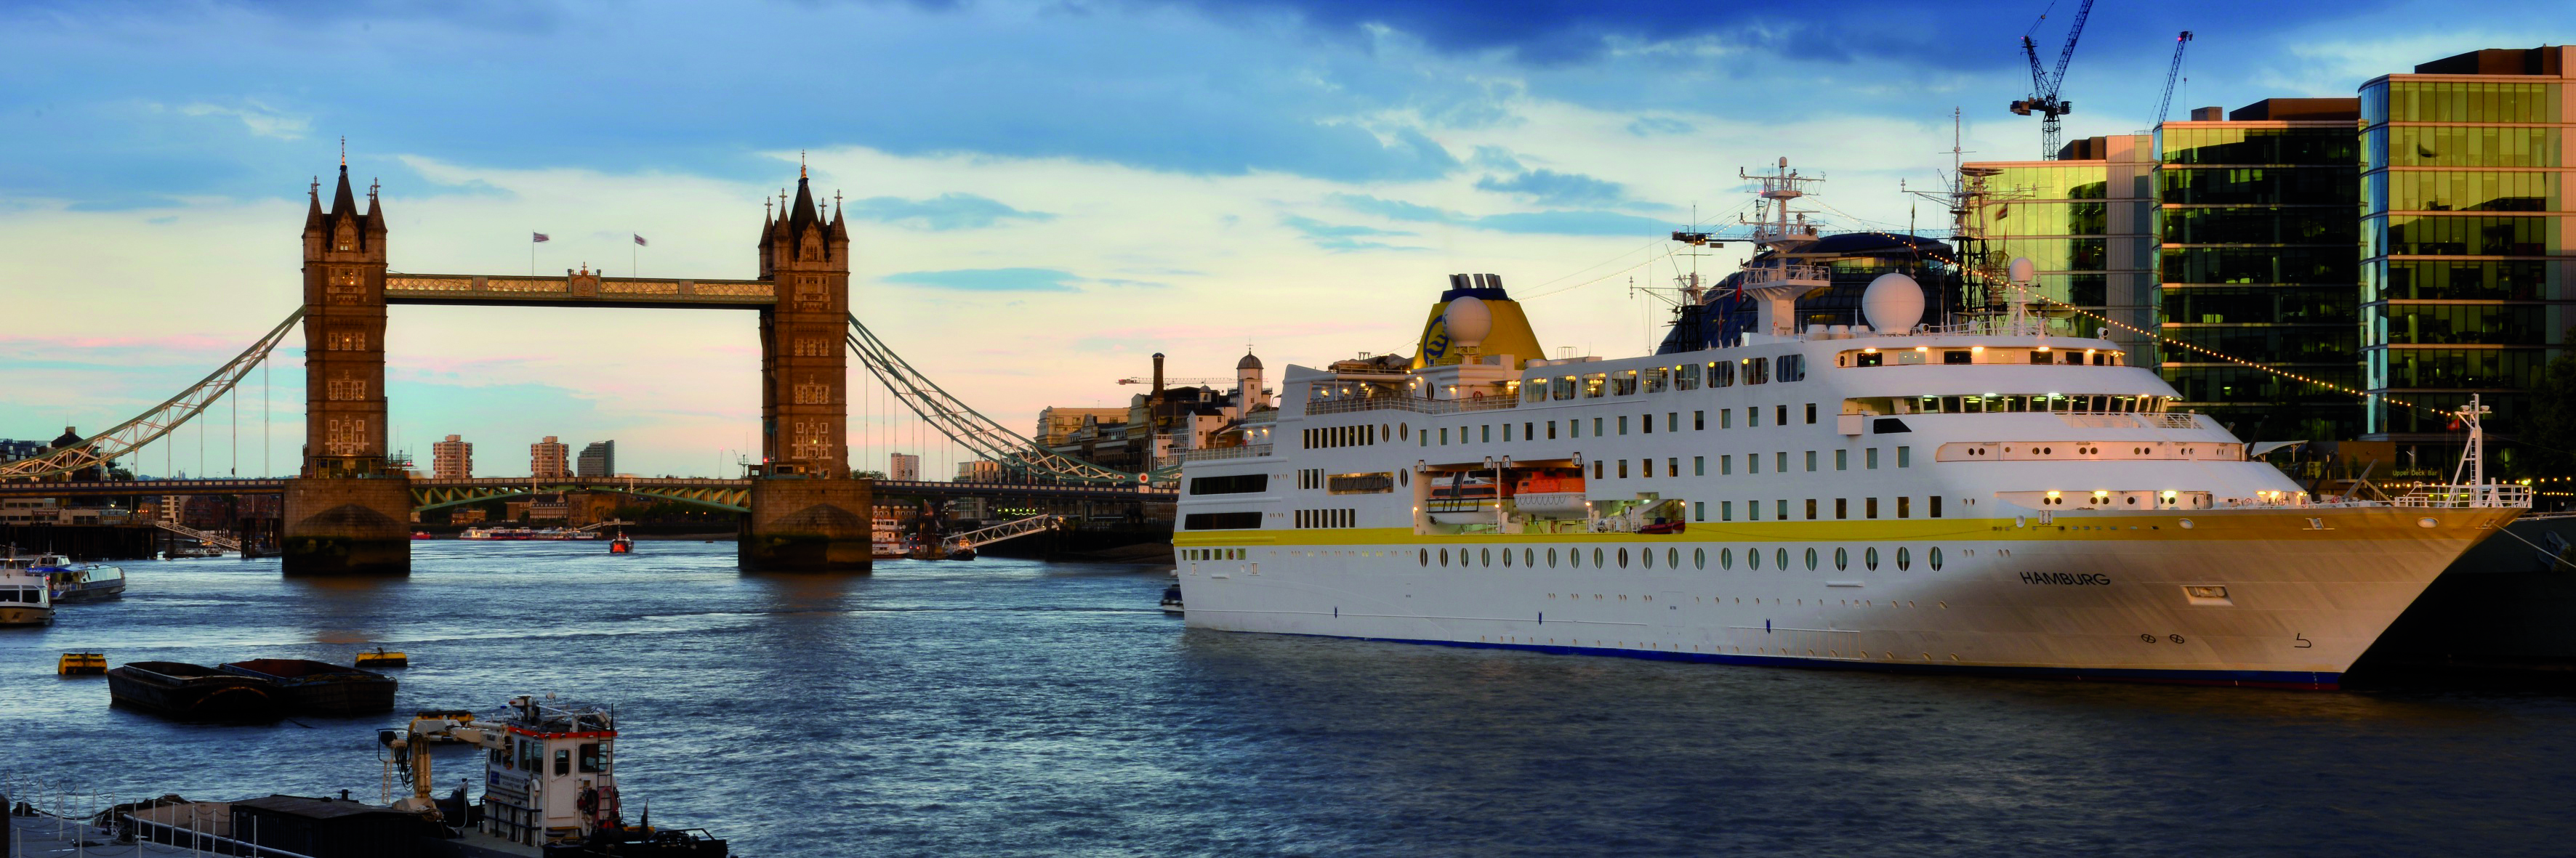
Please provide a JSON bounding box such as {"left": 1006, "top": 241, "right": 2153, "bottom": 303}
{"left": 2153, "top": 100, "right": 2364, "bottom": 441}
{"left": 1960, "top": 135, "right": 2157, "bottom": 354}
{"left": 2360, "top": 46, "right": 2575, "bottom": 446}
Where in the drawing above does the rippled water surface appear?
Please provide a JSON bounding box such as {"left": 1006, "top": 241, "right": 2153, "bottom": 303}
{"left": 4, "top": 541, "right": 2574, "bottom": 857}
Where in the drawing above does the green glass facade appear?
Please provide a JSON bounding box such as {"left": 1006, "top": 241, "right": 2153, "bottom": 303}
{"left": 2153, "top": 121, "right": 2364, "bottom": 441}
{"left": 2360, "top": 67, "right": 2576, "bottom": 444}
{"left": 1960, "top": 135, "right": 2156, "bottom": 353}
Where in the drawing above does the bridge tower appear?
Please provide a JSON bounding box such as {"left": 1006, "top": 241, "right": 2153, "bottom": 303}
{"left": 741, "top": 169, "right": 873, "bottom": 571}
{"left": 281, "top": 163, "right": 412, "bottom": 575}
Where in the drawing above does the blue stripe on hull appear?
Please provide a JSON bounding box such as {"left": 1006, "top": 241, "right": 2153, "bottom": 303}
{"left": 1268, "top": 631, "right": 2343, "bottom": 691}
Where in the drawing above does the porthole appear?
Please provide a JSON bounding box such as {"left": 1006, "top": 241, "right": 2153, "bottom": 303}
{"left": 1571, "top": 549, "right": 1582, "bottom": 569}
{"left": 1438, "top": 548, "right": 1449, "bottom": 567}
{"left": 1502, "top": 549, "right": 1513, "bottom": 567}
{"left": 1398, "top": 469, "right": 1409, "bottom": 487}
{"left": 1382, "top": 424, "right": 1392, "bottom": 440}
{"left": 1481, "top": 548, "right": 1492, "bottom": 567}
{"left": 1640, "top": 548, "right": 1652, "bottom": 569}
{"left": 1547, "top": 548, "right": 1558, "bottom": 567}
{"left": 1929, "top": 546, "right": 1944, "bottom": 571}
{"left": 1774, "top": 548, "right": 1788, "bottom": 570}
{"left": 1400, "top": 424, "right": 1410, "bottom": 440}
{"left": 1805, "top": 548, "right": 1819, "bottom": 570}
{"left": 1524, "top": 548, "right": 1534, "bottom": 567}
{"left": 1719, "top": 548, "right": 1732, "bottom": 570}
{"left": 1419, "top": 548, "right": 1429, "bottom": 567}
{"left": 1896, "top": 546, "right": 1911, "bottom": 571}
{"left": 1694, "top": 548, "right": 1707, "bottom": 570}
{"left": 1594, "top": 548, "right": 1606, "bottom": 567}
{"left": 1833, "top": 547, "right": 1848, "bottom": 570}
{"left": 1668, "top": 548, "right": 1681, "bottom": 568}
{"left": 1619, "top": 548, "right": 1631, "bottom": 568}
{"left": 1747, "top": 548, "right": 1761, "bottom": 570}
{"left": 1864, "top": 547, "right": 1880, "bottom": 570}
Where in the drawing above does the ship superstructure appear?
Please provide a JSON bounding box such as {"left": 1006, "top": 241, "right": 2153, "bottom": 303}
{"left": 1170, "top": 161, "right": 2524, "bottom": 689}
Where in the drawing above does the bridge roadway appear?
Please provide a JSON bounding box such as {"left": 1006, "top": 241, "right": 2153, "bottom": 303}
{"left": 0, "top": 477, "right": 1175, "bottom": 512}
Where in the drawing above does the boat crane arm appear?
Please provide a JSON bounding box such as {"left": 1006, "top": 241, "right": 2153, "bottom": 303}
{"left": 385, "top": 713, "right": 505, "bottom": 818}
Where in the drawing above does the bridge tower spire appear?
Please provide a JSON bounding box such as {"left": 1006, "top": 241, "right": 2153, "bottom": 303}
{"left": 741, "top": 169, "right": 872, "bottom": 571}
{"left": 283, "top": 159, "right": 412, "bottom": 575}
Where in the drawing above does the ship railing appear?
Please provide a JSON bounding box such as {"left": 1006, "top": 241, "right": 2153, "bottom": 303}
{"left": 1739, "top": 263, "right": 1832, "bottom": 287}
{"left": 123, "top": 812, "right": 320, "bottom": 858}
{"left": 2391, "top": 484, "right": 2533, "bottom": 509}
{"left": 1183, "top": 444, "right": 1273, "bottom": 462}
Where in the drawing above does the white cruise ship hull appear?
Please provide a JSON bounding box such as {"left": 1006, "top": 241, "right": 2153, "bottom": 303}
{"left": 1178, "top": 505, "right": 2512, "bottom": 689}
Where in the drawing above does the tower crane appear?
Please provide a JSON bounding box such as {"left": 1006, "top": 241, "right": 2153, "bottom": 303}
{"left": 2156, "top": 31, "right": 2195, "bottom": 125}
{"left": 2009, "top": 0, "right": 2096, "bottom": 158}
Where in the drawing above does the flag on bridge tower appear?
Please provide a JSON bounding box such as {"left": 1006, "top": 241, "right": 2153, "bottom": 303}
{"left": 633, "top": 234, "right": 648, "bottom": 247}
{"left": 531, "top": 232, "right": 550, "bottom": 243}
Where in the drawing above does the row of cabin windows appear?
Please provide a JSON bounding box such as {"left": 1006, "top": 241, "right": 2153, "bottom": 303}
{"left": 1522, "top": 355, "right": 1806, "bottom": 403}
{"left": 1424, "top": 543, "right": 1946, "bottom": 573}
{"left": 1907, "top": 394, "right": 2170, "bottom": 414}
{"left": 1424, "top": 405, "right": 1823, "bottom": 446}
{"left": 1295, "top": 509, "right": 1358, "bottom": 528}
{"left": 1304, "top": 425, "right": 1374, "bottom": 448}
{"left": 1707, "top": 496, "right": 1944, "bottom": 521}
{"left": 1182, "top": 549, "right": 1247, "bottom": 561}
{"left": 492, "top": 740, "right": 605, "bottom": 775}
{"left": 1846, "top": 347, "right": 2123, "bottom": 368}
{"left": 1583, "top": 447, "right": 1914, "bottom": 480}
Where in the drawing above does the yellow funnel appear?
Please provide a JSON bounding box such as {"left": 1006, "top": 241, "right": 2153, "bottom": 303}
{"left": 1411, "top": 273, "right": 1545, "bottom": 369}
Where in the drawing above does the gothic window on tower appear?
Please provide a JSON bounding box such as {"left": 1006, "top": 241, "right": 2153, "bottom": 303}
{"left": 792, "top": 379, "right": 831, "bottom": 405}
{"left": 794, "top": 275, "right": 825, "bottom": 308}
{"left": 792, "top": 337, "right": 830, "bottom": 357}
{"left": 326, "top": 417, "right": 367, "bottom": 456}
{"left": 326, "top": 376, "right": 367, "bottom": 401}
{"left": 327, "top": 330, "right": 367, "bottom": 351}
{"left": 791, "top": 421, "right": 834, "bottom": 463}
{"left": 326, "top": 267, "right": 363, "bottom": 305}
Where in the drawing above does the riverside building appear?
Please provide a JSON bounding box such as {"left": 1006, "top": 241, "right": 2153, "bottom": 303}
{"left": 432, "top": 434, "right": 472, "bottom": 479}
{"left": 2360, "top": 45, "right": 2576, "bottom": 445}
{"left": 1958, "top": 134, "right": 2157, "bottom": 355}
{"left": 2152, "top": 100, "right": 2365, "bottom": 441}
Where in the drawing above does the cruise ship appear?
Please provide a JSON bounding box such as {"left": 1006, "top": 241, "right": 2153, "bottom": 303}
{"left": 1170, "top": 161, "right": 2526, "bottom": 689}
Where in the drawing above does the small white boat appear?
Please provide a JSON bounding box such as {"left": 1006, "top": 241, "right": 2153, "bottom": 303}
{"left": 2, "top": 551, "right": 121, "bottom": 603}
{"left": 0, "top": 569, "right": 52, "bottom": 626}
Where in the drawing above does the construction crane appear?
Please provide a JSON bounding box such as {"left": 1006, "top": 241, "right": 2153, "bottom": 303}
{"left": 2010, "top": 0, "right": 2096, "bottom": 158}
{"left": 2156, "top": 31, "right": 2195, "bottom": 125}
{"left": 1116, "top": 376, "right": 1233, "bottom": 386}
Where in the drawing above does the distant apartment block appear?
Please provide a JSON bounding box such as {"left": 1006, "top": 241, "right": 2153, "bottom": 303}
{"left": 890, "top": 452, "right": 920, "bottom": 482}
{"left": 955, "top": 459, "right": 1006, "bottom": 482}
{"left": 432, "top": 434, "right": 472, "bottom": 479}
{"left": 577, "top": 441, "right": 616, "bottom": 479}
{"left": 531, "top": 436, "right": 571, "bottom": 479}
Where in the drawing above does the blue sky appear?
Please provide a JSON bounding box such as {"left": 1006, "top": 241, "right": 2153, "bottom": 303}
{"left": 3, "top": 0, "right": 2564, "bottom": 477}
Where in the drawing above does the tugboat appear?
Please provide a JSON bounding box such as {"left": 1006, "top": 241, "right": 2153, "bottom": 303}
{"left": 217, "top": 658, "right": 399, "bottom": 716}
{"left": 106, "top": 661, "right": 281, "bottom": 721}
{"left": 0, "top": 567, "right": 52, "bottom": 626}
{"left": 383, "top": 695, "right": 728, "bottom": 856}
{"left": 608, "top": 530, "right": 634, "bottom": 554}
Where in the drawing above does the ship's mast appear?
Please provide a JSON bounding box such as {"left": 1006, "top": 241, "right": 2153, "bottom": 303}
{"left": 1731, "top": 158, "right": 1828, "bottom": 340}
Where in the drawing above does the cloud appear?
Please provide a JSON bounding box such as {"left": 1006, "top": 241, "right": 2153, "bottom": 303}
{"left": 878, "top": 267, "right": 1084, "bottom": 291}
{"left": 1280, "top": 214, "right": 1419, "bottom": 251}
{"left": 845, "top": 192, "right": 1055, "bottom": 230}
{"left": 1468, "top": 145, "right": 1524, "bottom": 171}
{"left": 1328, "top": 193, "right": 1671, "bottom": 237}
{"left": 1474, "top": 168, "right": 1627, "bottom": 206}
{"left": 1625, "top": 116, "right": 1694, "bottom": 137}
{"left": 174, "top": 100, "right": 310, "bottom": 140}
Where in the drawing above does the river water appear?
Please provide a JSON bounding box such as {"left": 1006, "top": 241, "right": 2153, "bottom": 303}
{"left": 4, "top": 541, "right": 2572, "bottom": 857}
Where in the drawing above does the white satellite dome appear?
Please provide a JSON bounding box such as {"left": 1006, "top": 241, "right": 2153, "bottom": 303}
{"left": 2008, "top": 256, "right": 2037, "bottom": 284}
{"left": 1860, "top": 273, "right": 1925, "bottom": 333}
{"left": 1444, "top": 296, "right": 1493, "bottom": 348}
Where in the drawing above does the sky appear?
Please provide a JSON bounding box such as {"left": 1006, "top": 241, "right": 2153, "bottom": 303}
{"left": 2, "top": 0, "right": 2565, "bottom": 479}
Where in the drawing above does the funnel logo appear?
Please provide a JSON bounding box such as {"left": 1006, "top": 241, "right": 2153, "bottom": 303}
{"left": 1420, "top": 317, "right": 1453, "bottom": 363}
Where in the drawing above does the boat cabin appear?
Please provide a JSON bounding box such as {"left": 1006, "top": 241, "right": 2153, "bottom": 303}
{"left": 480, "top": 695, "right": 619, "bottom": 848}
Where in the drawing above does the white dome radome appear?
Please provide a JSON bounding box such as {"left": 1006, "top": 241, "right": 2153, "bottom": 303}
{"left": 2008, "top": 256, "right": 2037, "bottom": 284}
{"left": 1444, "top": 296, "right": 1493, "bottom": 348}
{"left": 1861, "top": 273, "right": 1925, "bottom": 333}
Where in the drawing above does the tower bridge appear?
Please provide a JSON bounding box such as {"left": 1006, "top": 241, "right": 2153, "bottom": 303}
{"left": 2, "top": 160, "right": 1174, "bottom": 574}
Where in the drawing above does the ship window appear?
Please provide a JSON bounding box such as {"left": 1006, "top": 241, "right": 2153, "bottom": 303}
{"left": 1502, "top": 549, "right": 1513, "bottom": 567}
{"left": 1944, "top": 350, "right": 1971, "bottom": 365}
{"left": 1548, "top": 421, "right": 1558, "bottom": 440}
{"left": 1547, "top": 548, "right": 1558, "bottom": 567}
{"left": 1834, "top": 547, "right": 1847, "bottom": 570}
{"left": 1482, "top": 425, "right": 1492, "bottom": 442}
{"left": 1720, "top": 548, "right": 1734, "bottom": 569}
{"left": 1776, "top": 405, "right": 1789, "bottom": 426}
{"left": 1709, "top": 360, "right": 1734, "bottom": 387}
{"left": 1805, "top": 402, "right": 1817, "bottom": 424}
{"left": 1929, "top": 547, "right": 1944, "bottom": 570}
{"left": 1806, "top": 451, "right": 1817, "bottom": 472}
{"left": 1857, "top": 352, "right": 1883, "bottom": 368}
{"left": 1898, "top": 446, "right": 1911, "bottom": 467}
{"left": 1481, "top": 548, "right": 1491, "bottom": 567}
{"left": 1401, "top": 424, "right": 1410, "bottom": 440}
{"left": 1611, "top": 370, "right": 1638, "bottom": 395}
{"left": 1594, "top": 548, "right": 1606, "bottom": 567}
{"left": 1619, "top": 416, "right": 1630, "bottom": 435}
{"left": 555, "top": 749, "right": 571, "bottom": 776}
{"left": 1439, "top": 548, "right": 1449, "bottom": 566}
{"left": 1553, "top": 376, "right": 1577, "bottom": 400}
{"left": 1896, "top": 546, "right": 1912, "bottom": 570}
{"left": 1644, "top": 367, "right": 1669, "bottom": 392}
{"left": 1864, "top": 547, "right": 1879, "bottom": 570}
{"left": 1747, "top": 548, "right": 1761, "bottom": 570}
{"left": 1723, "top": 455, "right": 1734, "bottom": 475}
{"left": 1524, "top": 421, "right": 1534, "bottom": 439}
{"left": 1619, "top": 548, "right": 1631, "bottom": 568}
{"left": 1929, "top": 495, "right": 1942, "bottom": 518}
{"left": 1593, "top": 417, "right": 1605, "bottom": 436}
{"left": 1744, "top": 357, "right": 1769, "bottom": 384}
{"left": 1523, "top": 382, "right": 1547, "bottom": 404}
{"left": 580, "top": 743, "right": 603, "bottom": 773}
{"left": 1677, "top": 363, "right": 1700, "bottom": 390}
{"left": 1778, "top": 355, "right": 1803, "bottom": 382}
{"left": 1593, "top": 460, "right": 1604, "bottom": 479}
{"left": 1776, "top": 452, "right": 1788, "bottom": 472}
{"left": 1835, "top": 498, "right": 1847, "bottom": 519}
{"left": 1721, "top": 409, "right": 1733, "bottom": 429}
{"left": 1695, "top": 548, "right": 1707, "bottom": 569}
{"left": 1775, "top": 499, "right": 1788, "bottom": 519}
{"left": 1721, "top": 501, "right": 1734, "bottom": 521}
{"left": 1835, "top": 450, "right": 1847, "bottom": 471}
{"left": 1898, "top": 495, "right": 1911, "bottom": 517}
{"left": 1618, "top": 460, "right": 1630, "bottom": 479}
{"left": 1693, "top": 501, "right": 1704, "bottom": 521}
{"left": 1775, "top": 547, "right": 1789, "bottom": 569}
{"left": 1748, "top": 407, "right": 1760, "bottom": 428}
{"left": 1694, "top": 410, "right": 1704, "bottom": 430}
{"left": 1694, "top": 456, "right": 1705, "bottom": 476}
{"left": 1570, "top": 549, "right": 1581, "bottom": 568}
{"left": 2030, "top": 350, "right": 2053, "bottom": 364}
{"left": 1420, "top": 549, "right": 1428, "bottom": 567}
{"left": 1583, "top": 373, "right": 1607, "bottom": 398}
{"left": 1805, "top": 498, "right": 1817, "bottom": 519}
{"left": 1806, "top": 548, "right": 1819, "bottom": 570}
{"left": 1866, "top": 497, "right": 1878, "bottom": 519}
{"left": 1439, "top": 428, "right": 1449, "bottom": 445}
